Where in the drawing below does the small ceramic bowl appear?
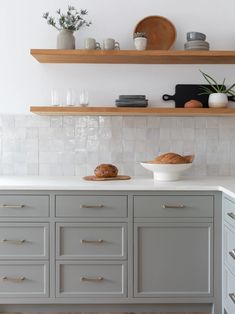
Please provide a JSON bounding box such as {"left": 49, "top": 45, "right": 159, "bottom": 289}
{"left": 187, "top": 32, "right": 206, "bottom": 41}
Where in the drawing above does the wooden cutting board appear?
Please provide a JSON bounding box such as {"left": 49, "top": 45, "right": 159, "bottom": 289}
{"left": 83, "top": 175, "right": 131, "bottom": 181}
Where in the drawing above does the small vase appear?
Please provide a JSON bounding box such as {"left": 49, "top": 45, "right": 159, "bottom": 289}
{"left": 208, "top": 93, "right": 228, "bottom": 108}
{"left": 57, "top": 30, "right": 75, "bottom": 49}
{"left": 134, "top": 37, "right": 147, "bottom": 50}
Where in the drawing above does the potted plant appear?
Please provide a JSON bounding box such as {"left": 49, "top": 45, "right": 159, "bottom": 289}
{"left": 43, "top": 5, "right": 91, "bottom": 49}
{"left": 200, "top": 70, "right": 235, "bottom": 108}
{"left": 133, "top": 32, "right": 147, "bottom": 50}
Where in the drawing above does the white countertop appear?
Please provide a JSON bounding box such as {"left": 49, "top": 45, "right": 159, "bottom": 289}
{"left": 0, "top": 176, "right": 235, "bottom": 198}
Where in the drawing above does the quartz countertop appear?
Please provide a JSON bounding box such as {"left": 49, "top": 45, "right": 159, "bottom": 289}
{"left": 0, "top": 176, "right": 234, "bottom": 197}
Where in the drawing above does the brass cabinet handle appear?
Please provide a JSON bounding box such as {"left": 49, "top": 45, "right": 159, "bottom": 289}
{"left": 229, "top": 250, "right": 235, "bottom": 260}
{"left": 0, "top": 239, "right": 26, "bottom": 245}
{"left": 162, "top": 204, "right": 185, "bottom": 209}
{"left": 80, "top": 276, "right": 103, "bottom": 282}
{"left": 80, "top": 204, "right": 104, "bottom": 209}
{"left": 1, "top": 276, "right": 25, "bottom": 283}
{"left": 0, "top": 204, "right": 25, "bottom": 208}
{"left": 228, "top": 212, "right": 235, "bottom": 220}
{"left": 229, "top": 293, "right": 235, "bottom": 303}
{"left": 80, "top": 239, "right": 104, "bottom": 244}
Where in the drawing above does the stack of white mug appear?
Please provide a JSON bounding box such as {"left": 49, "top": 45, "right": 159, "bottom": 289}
{"left": 85, "top": 38, "right": 120, "bottom": 50}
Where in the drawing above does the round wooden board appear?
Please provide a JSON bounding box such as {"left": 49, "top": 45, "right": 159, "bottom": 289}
{"left": 83, "top": 175, "right": 131, "bottom": 181}
{"left": 134, "top": 15, "right": 176, "bottom": 50}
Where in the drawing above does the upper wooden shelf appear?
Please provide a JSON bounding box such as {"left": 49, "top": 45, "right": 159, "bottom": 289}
{"left": 30, "top": 106, "right": 235, "bottom": 116}
{"left": 30, "top": 49, "right": 235, "bottom": 64}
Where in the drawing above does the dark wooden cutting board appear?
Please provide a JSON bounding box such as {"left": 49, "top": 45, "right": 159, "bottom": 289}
{"left": 162, "top": 84, "right": 235, "bottom": 107}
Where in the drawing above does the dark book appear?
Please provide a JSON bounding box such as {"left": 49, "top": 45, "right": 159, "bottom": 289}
{"left": 116, "top": 99, "right": 148, "bottom": 104}
{"left": 119, "top": 95, "right": 146, "bottom": 100}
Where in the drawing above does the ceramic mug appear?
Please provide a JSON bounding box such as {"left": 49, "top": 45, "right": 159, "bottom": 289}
{"left": 103, "top": 38, "right": 120, "bottom": 50}
{"left": 85, "top": 38, "right": 101, "bottom": 50}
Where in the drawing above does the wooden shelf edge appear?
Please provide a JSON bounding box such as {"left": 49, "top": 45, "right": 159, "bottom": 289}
{"left": 30, "top": 49, "right": 235, "bottom": 64}
{"left": 30, "top": 106, "right": 235, "bottom": 116}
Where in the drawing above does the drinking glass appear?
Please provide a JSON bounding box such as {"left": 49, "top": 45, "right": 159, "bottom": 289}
{"left": 51, "top": 89, "right": 61, "bottom": 106}
{"left": 79, "top": 89, "right": 89, "bottom": 107}
{"left": 66, "top": 89, "right": 75, "bottom": 106}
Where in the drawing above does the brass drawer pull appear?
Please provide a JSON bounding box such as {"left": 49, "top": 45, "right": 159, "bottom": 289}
{"left": 80, "top": 239, "right": 104, "bottom": 244}
{"left": 0, "top": 204, "right": 25, "bottom": 208}
{"left": 1, "top": 276, "right": 25, "bottom": 283}
{"left": 162, "top": 204, "right": 185, "bottom": 209}
{"left": 0, "top": 239, "right": 26, "bottom": 245}
{"left": 80, "top": 204, "right": 104, "bottom": 209}
{"left": 80, "top": 276, "right": 103, "bottom": 282}
{"left": 228, "top": 212, "right": 235, "bottom": 220}
{"left": 229, "top": 293, "right": 235, "bottom": 303}
{"left": 229, "top": 250, "right": 235, "bottom": 260}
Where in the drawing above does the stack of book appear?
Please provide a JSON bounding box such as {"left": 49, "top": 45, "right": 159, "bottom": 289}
{"left": 115, "top": 95, "right": 148, "bottom": 107}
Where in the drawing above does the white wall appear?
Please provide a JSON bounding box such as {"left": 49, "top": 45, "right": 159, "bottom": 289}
{"left": 1, "top": 0, "right": 235, "bottom": 113}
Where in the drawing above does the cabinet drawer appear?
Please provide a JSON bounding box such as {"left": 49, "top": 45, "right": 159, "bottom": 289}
{"left": 56, "top": 261, "right": 126, "bottom": 298}
{"left": 57, "top": 223, "right": 127, "bottom": 259}
{"left": 0, "top": 195, "right": 49, "bottom": 217}
{"left": 224, "top": 197, "right": 235, "bottom": 229}
{"left": 224, "top": 266, "right": 235, "bottom": 313}
{"left": 55, "top": 195, "right": 127, "bottom": 218}
{"left": 0, "top": 262, "right": 48, "bottom": 297}
{"left": 0, "top": 223, "right": 48, "bottom": 259}
{"left": 134, "top": 195, "right": 213, "bottom": 218}
{"left": 224, "top": 224, "right": 235, "bottom": 273}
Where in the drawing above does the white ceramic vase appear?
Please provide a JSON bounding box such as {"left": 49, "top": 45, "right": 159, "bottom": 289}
{"left": 134, "top": 37, "right": 147, "bottom": 50}
{"left": 208, "top": 93, "right": 228, "bottom": 108}
{"left": 57, "top": 30, "right": 75, "bottom": 49}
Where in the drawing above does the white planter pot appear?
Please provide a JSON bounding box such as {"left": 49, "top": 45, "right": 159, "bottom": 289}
{"left": 134, "top": 37, "right": 147, "bottom": 50}
{"left": 208, "top": 93, "right": 228, "bottom": 108}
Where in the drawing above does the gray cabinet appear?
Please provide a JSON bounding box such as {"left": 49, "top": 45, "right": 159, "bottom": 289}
{"left": 134, "top": 222, "right": 213, "bottom": 297}
{"left": 0, "top": 189, "right": 221, "bottom": 314}
{"left": 223, "top": 195, "right": 235, "bottom": 313}
{"left": 134, "top": 193, "right": 214, "bottom": 300}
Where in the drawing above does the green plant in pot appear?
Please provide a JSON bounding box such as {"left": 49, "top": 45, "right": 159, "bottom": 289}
{"left": 200, "top": 70, "right": 235, "bottom": 108}
{"left": 133, "top": 32, "right": 147, "bottom": 50}
{"left": 43, "top": 5, "right": 91, "bottom": 49}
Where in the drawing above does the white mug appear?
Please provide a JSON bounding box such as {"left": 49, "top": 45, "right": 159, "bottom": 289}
{"left": 103, "top": 38, "right": 120, "bottom": 50}
{"left": 85, "top": 38, "right": 101, "bottom": 50}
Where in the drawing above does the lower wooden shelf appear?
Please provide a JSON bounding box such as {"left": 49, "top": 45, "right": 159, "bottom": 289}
{"left": 30, "top": 106, "right": 235, "bottom": 116}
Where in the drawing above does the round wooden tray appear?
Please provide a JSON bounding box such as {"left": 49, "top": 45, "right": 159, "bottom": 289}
{"left": 134, "top": 15, "right": 176, "bottom": 50}
{"left": 83, "top": 175, "right": 131, "bottom": 181}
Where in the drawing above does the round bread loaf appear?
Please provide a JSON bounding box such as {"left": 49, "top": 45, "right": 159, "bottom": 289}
{"left": 184, "top": 99, "right": 203, "bottom": 108}
{"left": 94, "top": 164, "right": 118, "bottom": 178}
{"left": 153, "top": 152, "right": 193, "bottom": 164}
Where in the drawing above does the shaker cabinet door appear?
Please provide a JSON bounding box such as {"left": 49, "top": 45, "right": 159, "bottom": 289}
{"left": 134, "top": 222, "right": 213, "bottom": 298}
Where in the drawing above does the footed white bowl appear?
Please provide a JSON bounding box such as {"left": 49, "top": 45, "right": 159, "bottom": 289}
{"left": 140, "top": 162, "right": 192, "bottom": 181}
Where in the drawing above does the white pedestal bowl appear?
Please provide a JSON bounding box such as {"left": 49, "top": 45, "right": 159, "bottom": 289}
{"left": 140, "top": 162, "right": 192, "bottom": 181}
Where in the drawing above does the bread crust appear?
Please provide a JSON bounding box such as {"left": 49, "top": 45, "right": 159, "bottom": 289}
{"left": 150, "top": 152, "right": 194, "bottom": 164}
{"left": 94, "top": 164, "right": 118, "bottom": 178}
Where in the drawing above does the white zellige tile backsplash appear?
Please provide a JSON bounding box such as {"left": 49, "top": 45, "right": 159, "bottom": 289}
{"left": 0, "top": 114, "right": 234, "bottom": 177}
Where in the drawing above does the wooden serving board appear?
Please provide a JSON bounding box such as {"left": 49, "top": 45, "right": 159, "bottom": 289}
{"left": 83, "top": 175, "right": 131, "bottom": 181}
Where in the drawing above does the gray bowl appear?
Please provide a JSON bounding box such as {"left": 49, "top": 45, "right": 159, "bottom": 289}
{"left": 187, "top": 32, "right": 206, "bottom": 41}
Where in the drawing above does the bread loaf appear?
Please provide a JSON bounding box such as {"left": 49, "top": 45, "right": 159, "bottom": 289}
{"left": 94, "top": 164, "right": 118, "bottom": 178}
{"left": 152, "top": 152, "right": 194, "bottom": 164}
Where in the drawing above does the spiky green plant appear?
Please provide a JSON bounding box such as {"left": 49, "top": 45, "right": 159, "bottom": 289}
{"left": 199, "top": 70, "right": 235, "bottom": 96}
{"left": 43, "top": 5, "right": 91, "bottom": 32}
{"left": 133, "top": 32, "right": 147, "bottom": 39}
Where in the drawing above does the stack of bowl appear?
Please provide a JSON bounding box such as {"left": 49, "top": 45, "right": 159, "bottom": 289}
{"left": 184, "top": 32, "right": 209, "bottom": 50}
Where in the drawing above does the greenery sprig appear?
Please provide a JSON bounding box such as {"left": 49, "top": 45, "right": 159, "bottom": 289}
{"left": 199, "top": 70, "right": 235, "bottom": 96}
{"left": 43, "top": 5, "right": 91, "bottom": 32}
{"left": 133, "top": 32, "right": 147, "bottom": 39}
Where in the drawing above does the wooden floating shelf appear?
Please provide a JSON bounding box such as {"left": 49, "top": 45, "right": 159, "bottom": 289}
{"left": 30, "top": 49, "right": 235, "bottom": 64}
{"left": 30, "top": 106, "right": 235, "bottom": 116}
